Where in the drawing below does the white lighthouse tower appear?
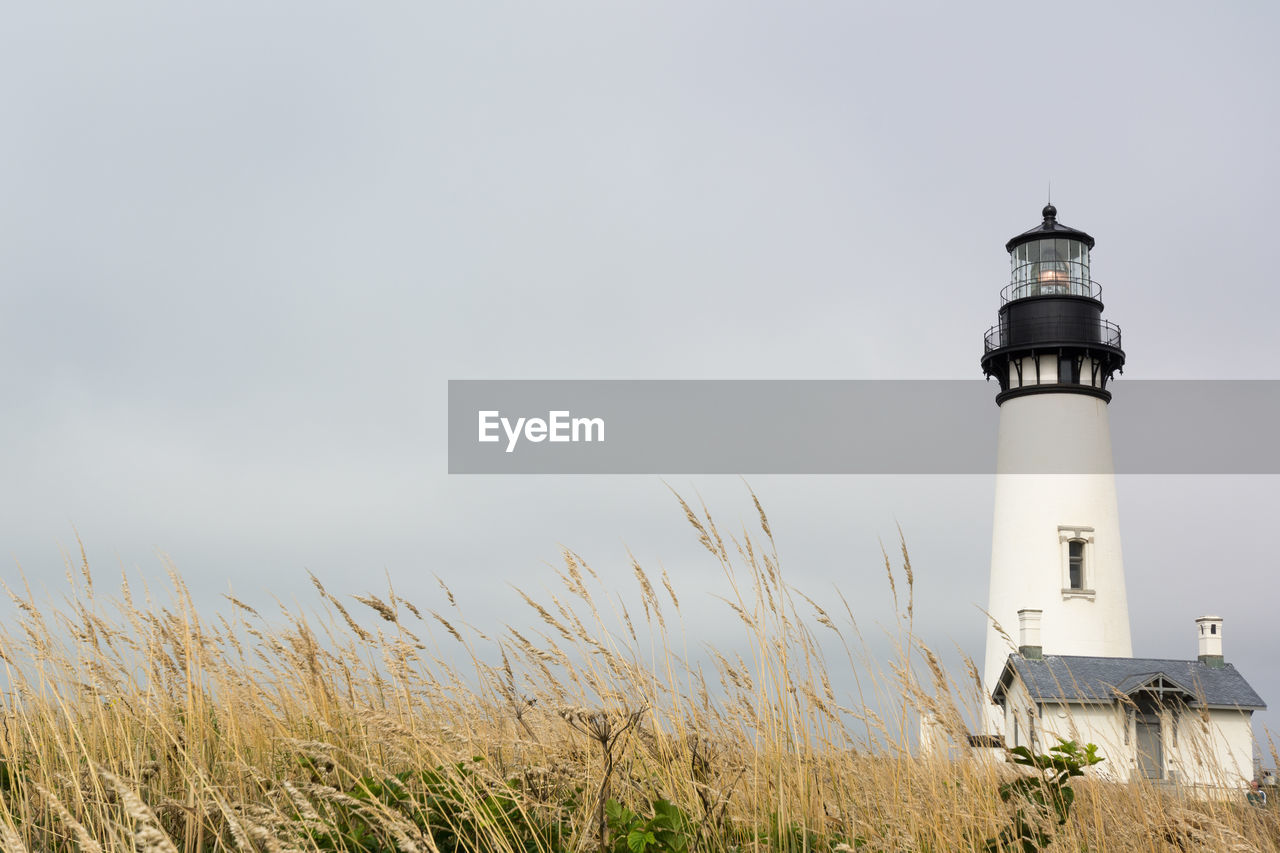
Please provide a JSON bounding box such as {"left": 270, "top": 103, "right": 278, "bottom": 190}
{"left": 980, "top": 205, "right": 1133, "bottom": 712}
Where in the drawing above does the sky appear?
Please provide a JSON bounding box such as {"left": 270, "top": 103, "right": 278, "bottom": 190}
{"left": 2, "top": 3, "right": 1279, "bottom": 744}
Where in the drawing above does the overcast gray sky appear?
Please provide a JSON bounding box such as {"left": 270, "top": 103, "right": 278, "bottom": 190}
{"left": 2, "top": 3, "right": 1279, "bottom": 740}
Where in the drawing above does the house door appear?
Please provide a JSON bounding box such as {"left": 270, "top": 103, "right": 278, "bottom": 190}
{"left": 1136, "top": 712, "right": 1163, "bottom": 779}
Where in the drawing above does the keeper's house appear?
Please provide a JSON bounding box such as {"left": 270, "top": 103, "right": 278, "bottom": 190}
{"left": 992, "top": 612, "right": 1266, "bottom": 787}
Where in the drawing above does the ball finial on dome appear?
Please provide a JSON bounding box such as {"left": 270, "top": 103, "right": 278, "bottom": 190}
{"left": 1043, "top": 203, "right": 1057, "bottom": 221}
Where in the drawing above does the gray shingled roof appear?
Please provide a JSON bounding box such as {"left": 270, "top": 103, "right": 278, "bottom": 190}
{"left": 993, "top": 655, "right": 1266, "bottom": 710}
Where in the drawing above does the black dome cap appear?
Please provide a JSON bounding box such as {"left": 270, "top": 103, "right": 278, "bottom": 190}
{"left": 1005, "top": 204, "right": 1095, "bottom": 253}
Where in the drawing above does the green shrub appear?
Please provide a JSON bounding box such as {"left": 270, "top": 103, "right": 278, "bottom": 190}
{"left": 982, "top": 739, "right": 1103, "bottom": 853}
{"left": 302, "top": 759, "right": 570, "bottom": 853}
{"left": 605, "top": 798, "right": 693, "bottom": 853}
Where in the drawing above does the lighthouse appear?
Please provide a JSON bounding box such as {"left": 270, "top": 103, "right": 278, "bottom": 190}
{"left": 980, "top": 205, "right": 1132, "bottom": 710}
{"left": 966, "top": 207, "right": 1266, "bottom": 787}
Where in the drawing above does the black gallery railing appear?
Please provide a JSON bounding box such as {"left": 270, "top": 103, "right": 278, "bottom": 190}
{"left": 1000, "top": 278, "right": 1102, "bottom": 304}
{"left": 984, "top": 318, "right": 1123, "bottom": 353}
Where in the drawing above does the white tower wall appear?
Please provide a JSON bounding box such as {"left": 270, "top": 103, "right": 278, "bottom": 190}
{"left": 983, "top": 391, "right": 1133, "bottom": 701}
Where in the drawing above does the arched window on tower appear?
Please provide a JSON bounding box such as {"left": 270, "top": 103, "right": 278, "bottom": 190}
{"left": 1068, "top": 540, "right": 1085, "bottom": 590}
{"left": 1058, "top": 526, "right": 1095, "bottom": 598}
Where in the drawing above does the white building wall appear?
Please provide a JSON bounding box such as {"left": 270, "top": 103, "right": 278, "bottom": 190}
{"left": 996, "top": 683, "right": 1257, "bottom": 791}
{"left": 1211, "top": 710, "right": 1257, "bottom": 786}
{"left": 1000, "top": 678, "right": 1032, "bottom": 751}
{"left": 918, "top": 710, "right": 949, "bottom": 760}
{"left": 1034, "top": 702, "right": 1132, "bottom": 782}
{"left": 1167, "top": 708, "right": 1257, "bottom": 789}
{"left": 983, "top": 392, "right": 1133, "bottom": 712}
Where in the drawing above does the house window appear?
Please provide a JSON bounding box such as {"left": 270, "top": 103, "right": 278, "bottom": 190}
{"left": 1068, "top": 541, "right": 1084, "bottom": 589}
{"left": 1058, "top": 526, "right": 1095, "bottom": 598}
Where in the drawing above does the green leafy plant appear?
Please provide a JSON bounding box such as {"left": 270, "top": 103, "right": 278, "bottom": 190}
{"left": 605, "top": 798, "right": 693, "bottom": 853}
{"left": 749, "top": 814, "right": 865, "bottom": 852}
{"left": 983, "top": 739, "right": 1103, "bottom": 853}
{"left": 0, "top": 758, "right": 26, "bottom": 796}
{"left": 301, "top": 759, "right": 570, "bottom": 853}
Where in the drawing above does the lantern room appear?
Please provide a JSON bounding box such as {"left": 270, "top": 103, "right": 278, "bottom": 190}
{"left": 1005, "top": 204, "right": 1096, "bottom": 300}
{"left": 981, "top": 204, "right": 1124, "bottom": 402}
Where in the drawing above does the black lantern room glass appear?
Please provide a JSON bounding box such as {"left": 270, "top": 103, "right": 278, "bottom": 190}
{"left": 1010, "top": 238, "right": 1091, "bottom": 299}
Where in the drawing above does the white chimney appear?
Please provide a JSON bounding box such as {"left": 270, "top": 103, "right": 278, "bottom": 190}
{"left": 1018, "top": 608, "right": 1043, "bottom": 660}
{"left": 1196, "top": 615, "right": 1224, "bottom": 667}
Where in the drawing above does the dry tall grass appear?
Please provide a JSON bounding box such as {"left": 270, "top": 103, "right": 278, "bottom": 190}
{"left": 0, "top": 493, "right": 1276, "bottom": 851}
